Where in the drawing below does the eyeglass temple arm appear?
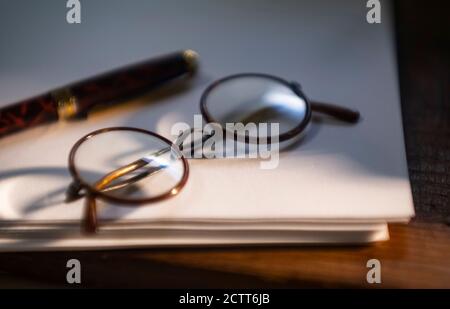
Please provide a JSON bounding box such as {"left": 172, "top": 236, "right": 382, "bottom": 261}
{"left": 291, "top": 82, "right": 360, "bottom": 123}
{"left": 67, "top": 159, "right": 150, "bottom": 203}
{"left": 310, "top": 101, "right": 360, "bottom": 123}
{"left": 83, "top": 159, "right": 149, "bottom": 233}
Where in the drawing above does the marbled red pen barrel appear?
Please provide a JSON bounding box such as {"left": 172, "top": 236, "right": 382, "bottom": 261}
{"left": 0, "top": 50, "right": 199, "bottom": 138}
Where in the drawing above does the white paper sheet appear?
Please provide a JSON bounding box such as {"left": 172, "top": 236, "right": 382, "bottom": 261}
{"left": 0, "top": 0, "right": 413, "bottom": 249}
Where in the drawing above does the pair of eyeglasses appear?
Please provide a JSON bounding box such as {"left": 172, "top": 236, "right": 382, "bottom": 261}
{"left": 67, "top": 73, "right": 360, "bottom": 233}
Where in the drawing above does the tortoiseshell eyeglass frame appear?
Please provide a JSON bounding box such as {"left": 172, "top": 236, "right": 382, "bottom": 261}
{"left": 67, "top": 127, "right": 189, "bottom": 234}
{"left": 66, "top": 73, "right": 360, "bottom": 234}
{"left": 200, "top": 73, "right": 360, "bottom": 144}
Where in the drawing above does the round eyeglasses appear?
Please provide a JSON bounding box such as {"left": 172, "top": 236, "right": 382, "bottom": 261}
{"left": 67, "top": 73, "right": 360, "bottom": 233}
{"left": 200, "top": 73, "right": 359, "bottom": 143}
{"left": 67, "top": 127, "right": 189, "bottom": 233}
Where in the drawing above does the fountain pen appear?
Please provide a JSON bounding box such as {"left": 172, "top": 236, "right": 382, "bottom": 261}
{"left": 0, "top": 50, "right": 199, "bottom": 138}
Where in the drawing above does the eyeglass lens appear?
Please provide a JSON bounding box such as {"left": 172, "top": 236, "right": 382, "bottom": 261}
{"left": 203, "top": 75, "right": 308, "bottom": 140}
{"left": 71, "top": 129, "right": 186, "bottom": 202}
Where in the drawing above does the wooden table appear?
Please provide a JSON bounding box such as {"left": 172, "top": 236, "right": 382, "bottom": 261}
{"left": 0, "top": 0, "right": 448, "bottom": 288}
{"left": 0, "top": 223, "right": 448, "bottom": 288}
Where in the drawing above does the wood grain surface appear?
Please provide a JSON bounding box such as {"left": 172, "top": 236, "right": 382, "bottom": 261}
{"left": 0, "top": 223, "right": 448, "bottom": 288}
{"left": 0, "top": 0, "right": 448, "bottom": 288}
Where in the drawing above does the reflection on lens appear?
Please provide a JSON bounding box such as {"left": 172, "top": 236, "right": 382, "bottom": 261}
{"left": 71, "top": 129, "right": 187, "bottom": 202}
{"left": 203, "top": 75, "right": 308, "bottom": 140}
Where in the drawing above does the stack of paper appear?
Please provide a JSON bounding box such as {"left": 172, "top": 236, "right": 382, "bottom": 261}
{"left": 0, "top": 0, "right": 414, "bottom": 251}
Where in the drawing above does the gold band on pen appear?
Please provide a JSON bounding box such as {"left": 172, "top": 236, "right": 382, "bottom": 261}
{"left": 51, "top": 88, "right": 79, "bottom": 119}
{"left": 182, "top": 49, "right": 199, "bottom": 73}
